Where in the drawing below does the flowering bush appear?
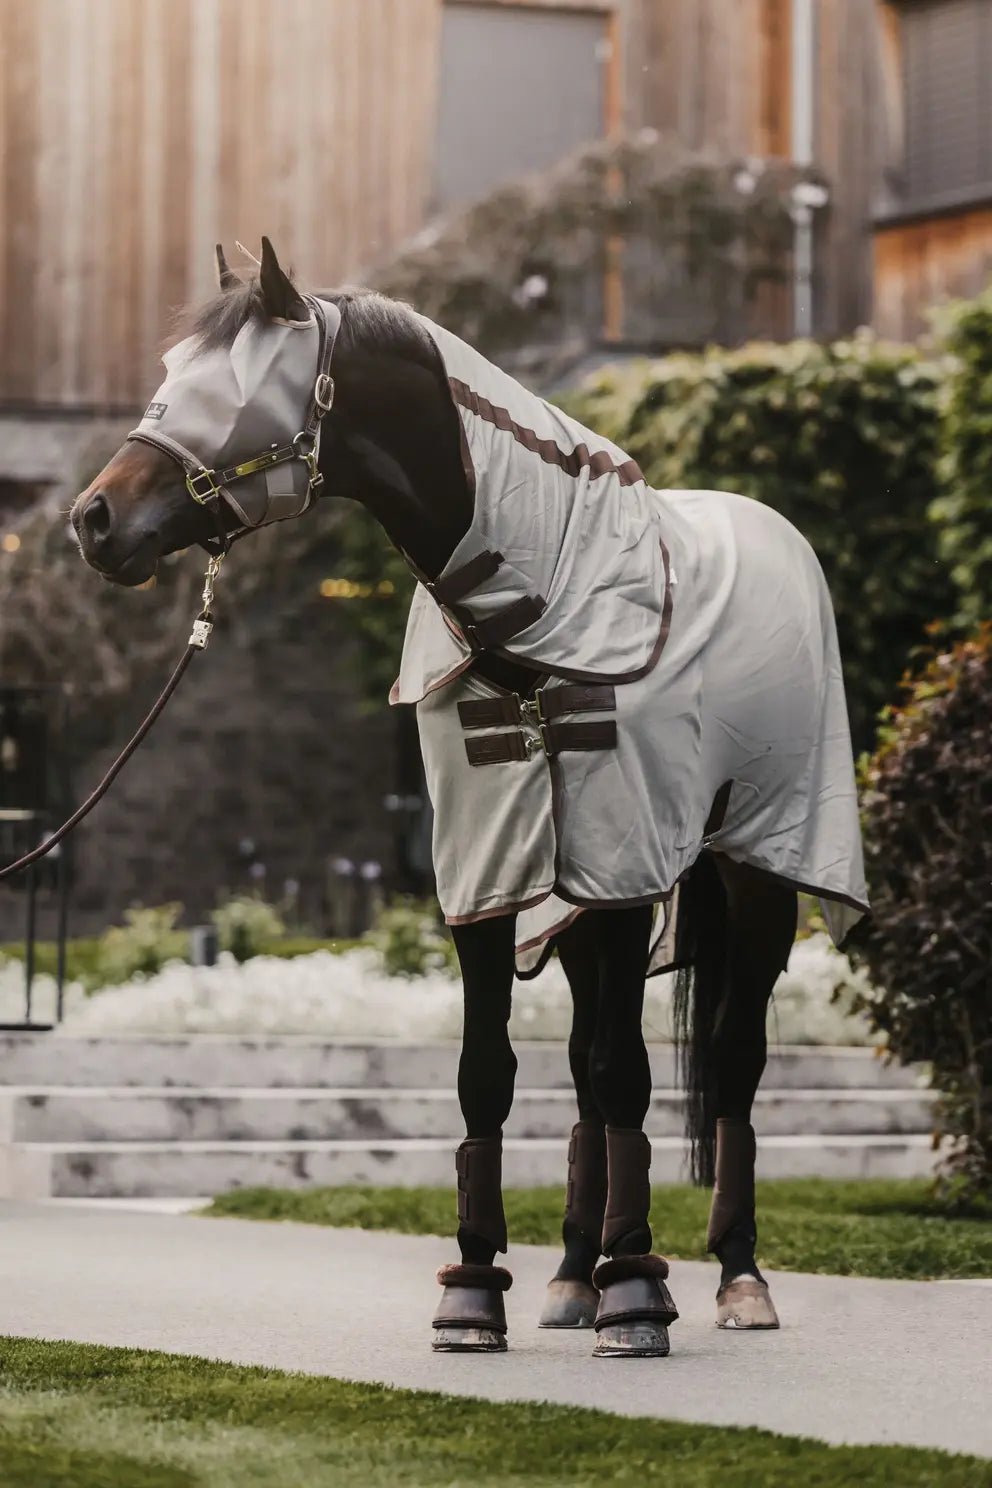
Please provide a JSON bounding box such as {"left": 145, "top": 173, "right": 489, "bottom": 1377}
{"left": 363, "top": 898, "right": 459, "bottom": 979}
{"left": 92, "top": 903, "right": 188, "bottom": 989}
{"left": 211, "top": 894, "right": 285, "bottom": 964}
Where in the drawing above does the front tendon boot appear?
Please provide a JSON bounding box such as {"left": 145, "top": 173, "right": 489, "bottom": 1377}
{"left": 540, "top": 1120, "right": 606, "bottom": 1328}
{"left": 592, "top": 1128, "right": 678, "bottom": 1358}
{"left": 432, "top": 1136, "right": 511, "bottom": 1352}
{"left": 707, "top": 1118, "right": 779, "bottom": 1330}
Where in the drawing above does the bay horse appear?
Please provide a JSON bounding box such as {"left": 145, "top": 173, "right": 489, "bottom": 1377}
{"left": 70, "top": 239, "right": 867, "bottom": 1356}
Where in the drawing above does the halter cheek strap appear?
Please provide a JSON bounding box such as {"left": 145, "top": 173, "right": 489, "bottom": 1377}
{"left": 127, "top": 295, "right": 341, "bottom": 556}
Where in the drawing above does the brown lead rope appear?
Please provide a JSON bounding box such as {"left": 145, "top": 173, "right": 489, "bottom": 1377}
{"left": 0, "top": 555, "right": 223, "bottom": 883}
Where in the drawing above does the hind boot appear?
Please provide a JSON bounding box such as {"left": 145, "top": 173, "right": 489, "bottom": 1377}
{"left": 707, "top": 1118, "right": 779, "bottom": 1330}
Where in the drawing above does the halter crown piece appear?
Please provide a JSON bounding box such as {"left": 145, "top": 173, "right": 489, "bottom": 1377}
{"left": 126, "top": 293, "right": 341, "bottom": 556}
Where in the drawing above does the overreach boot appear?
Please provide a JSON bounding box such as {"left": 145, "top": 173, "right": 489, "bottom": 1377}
{"left": 540, "top": 1120, "right": 606, "bottom": 1328}
{"left": 592, "top": 1127, "right": 678, "bottom": 1358}
{"left": 432, "top": 1136, "right": 511, "bottom": 1352}
{"left": 707, "top": 1117, "right": 779, "bottom": 1329}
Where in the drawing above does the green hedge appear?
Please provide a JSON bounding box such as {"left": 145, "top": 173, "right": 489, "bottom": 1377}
{"left": 931, "top": 289, "right": 992, "bottom": 630}
{"left": 563, "top": 337, "right": 952, "bottom": 752}
{"left": 852, "top": 626, "right": 992, "bottom": 1205}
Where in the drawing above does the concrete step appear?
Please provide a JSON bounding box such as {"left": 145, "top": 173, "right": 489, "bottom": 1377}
{"left": 0, "top": 1133, "right": 938, "bottom": 1200}
{"left": 0, "top": 1085, "right": 936, "bottom": 1144}
{"left": 0, "top": 1035, "right": 922, "bottom": 1091}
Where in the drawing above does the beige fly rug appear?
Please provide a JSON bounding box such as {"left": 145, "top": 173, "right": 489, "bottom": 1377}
{"left": 391, "top": 315, "right": 868, "bottom": 974}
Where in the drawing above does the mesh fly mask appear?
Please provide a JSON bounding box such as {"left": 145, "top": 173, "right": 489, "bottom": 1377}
{"left": 128, "top": 294, "right": 341, "bottom": 554}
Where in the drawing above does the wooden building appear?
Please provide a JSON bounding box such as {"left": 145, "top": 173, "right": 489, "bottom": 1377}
{"left": 3, "top": 0, "right": 990, "bottom": 416}
{"left": 0, "top": 0, "right": 989, "bottom": 931}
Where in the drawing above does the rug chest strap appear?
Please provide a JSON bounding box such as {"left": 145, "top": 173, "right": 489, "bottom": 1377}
{"left": 457, "top": 683, "right": 616, "bottom": 730}
{"left": 464, "top": 719, "right": 616, "bottom": 766}
{"left": 455, "top": 593, "right": 546, "bottom": 652}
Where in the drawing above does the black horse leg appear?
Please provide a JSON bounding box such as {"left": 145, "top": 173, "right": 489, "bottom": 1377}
{"left": 539, "top": 913, "right": 607, "bottom": 1327}
{"left": 708, "top": 858, "right": 797, "bottom": 1327}
{"left": 431, "top": 914, "right": 518, "bottom": 1353}
{"left": 587, "top": 905, "right": 677, "bottom": 1357}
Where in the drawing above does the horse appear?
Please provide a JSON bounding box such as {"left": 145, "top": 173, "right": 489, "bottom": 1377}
{"left": 70, "top": 238, "right": 868, "bottom": 1357}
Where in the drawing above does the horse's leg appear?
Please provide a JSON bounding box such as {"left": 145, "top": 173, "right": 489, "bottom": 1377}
{"left": 588, "top": 904, "right": 678, "bottom": 1358}
{"left": 431, "top": 913, "right": 517, "bottom": 1353}
{"left": 539, "top": 912, "right": 605, "bottom": 1329}
{"left": 708, "top": 858, "right": 797, "bottom": 1329}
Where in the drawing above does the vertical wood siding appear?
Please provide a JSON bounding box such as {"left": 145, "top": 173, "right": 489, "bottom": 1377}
{"left": 0, "top": 0, "right": 442, "bottom": 407}
{"left": 874, "top": 206, "right": 992, "bottom": 341}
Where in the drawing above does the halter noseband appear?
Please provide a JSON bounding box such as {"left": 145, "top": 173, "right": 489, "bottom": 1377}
{"left": 127, "top": 294, "right": 341, "bottom": 556}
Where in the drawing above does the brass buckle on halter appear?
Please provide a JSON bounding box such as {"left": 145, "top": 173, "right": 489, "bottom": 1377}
{"left": 186, "top": 468, "right": 223, "bottom": 505}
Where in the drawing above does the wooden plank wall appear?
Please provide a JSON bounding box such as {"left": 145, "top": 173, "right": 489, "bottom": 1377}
{"left": 874, "top": 207, "right": 992, "bottom": 341}
{"left": 0, "top": 0, "right": 442, "bottom": 408}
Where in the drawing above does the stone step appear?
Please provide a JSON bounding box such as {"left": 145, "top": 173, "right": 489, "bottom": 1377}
{"left": 0, "top": 1035, "right": 922, "bottom": 1091}
{"left": 0, "top": 1085, "right": 936, "bottom": 1145}
{"left": 0, "top": 1133, "right": 938, "bottom": 1200}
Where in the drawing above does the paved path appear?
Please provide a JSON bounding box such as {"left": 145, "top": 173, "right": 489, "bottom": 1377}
{"left": 1, "top": 1200, "right": 989, "bottom": 1458}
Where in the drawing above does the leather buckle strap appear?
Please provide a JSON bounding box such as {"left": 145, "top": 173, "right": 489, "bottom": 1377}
{"left": 457, "top": 593, "right": 546, "bottom": 652}
{"left": 429, "top": 549, "right": 504, "bottom": 607}
{"left": 537, "top": 683, "right": 616, "bottom": 720}
{"left": 457, "top": 682, "right": 616, "bottom": 732}
{"left": 464, "top": 719, "right": 617, "bottom": 767}
{"left": 457, "top": 695, "right": 522, "bottom": 729}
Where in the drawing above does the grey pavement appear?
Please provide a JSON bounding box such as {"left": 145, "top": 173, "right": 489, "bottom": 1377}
{"left": 1, "top": 1199, "right": 989, "bottom": 1458}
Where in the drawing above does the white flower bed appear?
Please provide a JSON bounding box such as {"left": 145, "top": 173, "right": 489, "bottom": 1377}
{"left": 0, "top": 932, "right": 875, "bottom": 1044}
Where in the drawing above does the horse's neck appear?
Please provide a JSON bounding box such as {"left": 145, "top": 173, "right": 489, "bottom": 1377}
{"left": 324, "top": 338, "right": 471, "bottom": 581}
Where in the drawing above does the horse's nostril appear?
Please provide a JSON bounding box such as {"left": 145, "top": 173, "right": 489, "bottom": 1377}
{"left": 82, "top": 491, "right": 113, "bottom": 542}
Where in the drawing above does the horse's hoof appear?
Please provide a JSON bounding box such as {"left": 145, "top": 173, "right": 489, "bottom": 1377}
{"left": 716, "top": 1277, "right": 780, "bottom": 1330}
{"left": 593, "top": 1320, "right": 670, "bottom": 1358}
{"left": 539, "top": 1278, "right": 599, "bottom": 1329}
{"left": 591, "top": 1255, "right": 678, "bottom": 1359}
{"left": 431, "top": 1262, "right": 511, "bottom": 1352}
{"left": 432, "top": 1326, "right": 507, "bottom": 1353}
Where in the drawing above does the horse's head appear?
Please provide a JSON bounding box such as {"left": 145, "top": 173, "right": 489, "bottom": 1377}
{"left": 71, "top": 238, "right": 338, "bottom": 585}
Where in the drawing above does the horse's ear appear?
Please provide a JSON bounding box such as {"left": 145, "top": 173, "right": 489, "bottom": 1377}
{"left": 259, "top": 236, "right": 309, "bottom": 322}
{"left": 215, "top": 243, "right": 241, "bottom": 292}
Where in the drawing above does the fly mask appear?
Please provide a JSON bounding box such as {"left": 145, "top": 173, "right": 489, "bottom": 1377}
{"left": 127, "top": 294, "right": 341, "bottom": 554}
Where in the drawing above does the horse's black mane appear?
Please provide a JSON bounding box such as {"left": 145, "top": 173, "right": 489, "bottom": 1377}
{"left": 176, "top": 277, "right": 439, "bottom": 371}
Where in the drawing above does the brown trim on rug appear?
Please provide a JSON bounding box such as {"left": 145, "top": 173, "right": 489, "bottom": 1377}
{"left": 445, "top": 889, "right": 555, "bottom": 926}
{"left": 449, "top": 377, "right": 646, "bottom": 489}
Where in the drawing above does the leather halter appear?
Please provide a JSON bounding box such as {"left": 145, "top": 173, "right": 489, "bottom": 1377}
{"left": 126, "top": 294, "right": 341, "bottom": 556}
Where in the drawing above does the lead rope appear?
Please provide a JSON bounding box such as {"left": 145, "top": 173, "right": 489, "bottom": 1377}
{"left": 0, "top": 554, "right": 224, "bottom": 882}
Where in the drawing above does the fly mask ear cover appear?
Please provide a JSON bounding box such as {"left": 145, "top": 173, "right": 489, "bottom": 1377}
{"left": 127, "top": 295, "right": 341, "bottom": 545}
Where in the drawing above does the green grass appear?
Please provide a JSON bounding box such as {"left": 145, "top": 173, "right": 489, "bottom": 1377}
{"left": 204, "top": 1179, "right": 992, "bottom": 1281}
{"left": 0, "top": 1337, "right": 986, "bottom": 1488}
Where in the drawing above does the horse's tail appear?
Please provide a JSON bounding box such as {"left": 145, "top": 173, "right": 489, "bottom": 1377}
{"left": 671, "top": 851, "right": 728, "bottom": 1188}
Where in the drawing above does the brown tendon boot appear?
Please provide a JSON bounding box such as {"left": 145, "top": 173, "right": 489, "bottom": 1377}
{"left": 540, "top": 1120, "right": 606, "bottom": 1328}
{"left": 591, "top": 1127, "right": 678, "bottom": 1358}
{"left": 432, "top": 1136, "right": 512, "bottom": 1352}
{"left": 707, "top": 1117, "right": 779, "bottom": 1330}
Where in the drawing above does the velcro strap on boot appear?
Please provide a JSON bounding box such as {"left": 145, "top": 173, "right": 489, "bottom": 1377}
{"left": 455, "top": 1136, "right": 508, "bottom": 1253}
{"left": 603, "top": 1127, "right": 652, "bottom": 1254}
{"left": 706, "top": 1118, "right": 757, "bottom": 1252}
{"left": 565, "top": 1120, "right": 608, "bottom": 1249}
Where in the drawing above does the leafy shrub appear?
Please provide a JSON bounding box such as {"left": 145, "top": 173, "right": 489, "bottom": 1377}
{"left": 930, "top": 288, "right": 992, "bottom": 629}
{"left": 94, "top": 904, "right": 189, "bottom": 988}
{"left": 564, "top": 336, "right": 952, "bottom": 752}
{"left": 211, "top": 894, "right": 285, "bottom": 965}
{"left": 851, "top": 626, "right": 992, "bottom": 1204}
{"left": 364, "top": 898, "right": 458, "bottom": 979}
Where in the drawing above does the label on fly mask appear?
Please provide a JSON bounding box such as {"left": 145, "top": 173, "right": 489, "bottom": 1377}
{"left": 143, "top": 401, "right": 168, "bottom": 421}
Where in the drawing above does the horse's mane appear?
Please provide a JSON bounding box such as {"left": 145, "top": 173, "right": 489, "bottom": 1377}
{"left": 173, "top": 277, "right": 440, "bottom": 372}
